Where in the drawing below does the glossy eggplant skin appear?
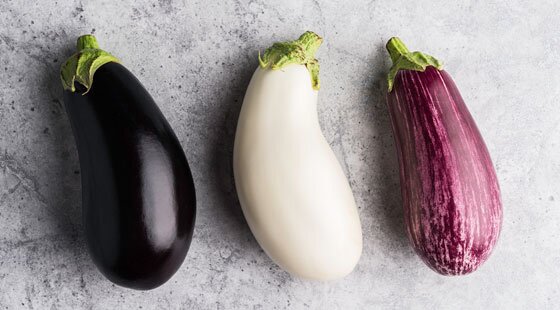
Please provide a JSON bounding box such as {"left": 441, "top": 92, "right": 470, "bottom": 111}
{"left": 64, "top": 63, "right": 196, "bottom": 290}
{"left": 387, "top": 67, "right": 502, "bottom": 275}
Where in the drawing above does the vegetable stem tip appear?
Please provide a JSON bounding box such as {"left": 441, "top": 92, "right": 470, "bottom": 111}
{"left": 386, "top": 37, "right": 410, "bottom": 63}
{"left": 77, "top": 34, "right": 100, "bottom": 51}
{"left": 259, "top": 31, "right": 323, "bottom": 90}
{"left": 385, "top": 37, "right": 443, "bottom": 92}
{"left": 60, "top": 34, "right": 120, "bottom": 94}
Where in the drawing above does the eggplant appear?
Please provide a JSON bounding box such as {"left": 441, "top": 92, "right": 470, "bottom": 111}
{"left": 61, "top": 35, "right": 196, "bottom": 289}
{"left": 385, "top": 37, "right": 502, "bottom": 275}
{"left": 233, "top": 32, "right": 362, "bottom": 280}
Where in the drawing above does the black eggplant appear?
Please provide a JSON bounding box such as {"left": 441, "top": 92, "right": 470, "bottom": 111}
{"left": 60, "top": 35, "right": 196, "bottom": 290}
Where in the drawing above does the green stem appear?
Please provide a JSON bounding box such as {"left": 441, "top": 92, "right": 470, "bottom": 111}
{"left": 386, "top": 37, "right": 443, "bottom": 92}
{"left": 386, "top": 37, "right": 410, "bottom": 63}
{"left": 258, "top": 31, "right": 323, "bottom": 90}
{"left": 76, "top": 34, "right": 100, "bottom": 51}
{"left": 60, "top": 35, "right": 120, "bottom": 94}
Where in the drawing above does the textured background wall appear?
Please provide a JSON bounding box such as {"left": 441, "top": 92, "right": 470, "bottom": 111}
{"left": 0, "top": 0, "right": 558, "bottom": 309}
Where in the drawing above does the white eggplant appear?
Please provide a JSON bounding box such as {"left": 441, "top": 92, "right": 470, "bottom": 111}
{"left": 233, "top": 32, "right": 362, "bottom": 280}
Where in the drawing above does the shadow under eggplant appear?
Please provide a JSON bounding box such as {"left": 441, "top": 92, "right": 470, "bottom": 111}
{"left": 366, "top": 45, "right": 411, "bottom": 254}
{"left": 205, "top": 53, "right": 259, "bottom": 246}
{"left": 38, "top": 41, "right": 98, "bottom": 276}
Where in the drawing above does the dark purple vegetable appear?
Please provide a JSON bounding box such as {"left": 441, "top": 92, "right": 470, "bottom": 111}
{"left": 385, "top": 38, "right": 502, "bottom": 275}
{"left": 61, "top": 35, "right": 196, "bottom": 289}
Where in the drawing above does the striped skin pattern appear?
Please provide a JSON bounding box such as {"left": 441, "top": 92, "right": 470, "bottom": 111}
{"left": 387, "top": 67, "right": 502, "bottom": 275}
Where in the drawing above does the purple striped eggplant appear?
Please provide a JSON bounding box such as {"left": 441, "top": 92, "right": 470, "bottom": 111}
{"left": 385, "top": 37, "right": 502, "bottom": 275}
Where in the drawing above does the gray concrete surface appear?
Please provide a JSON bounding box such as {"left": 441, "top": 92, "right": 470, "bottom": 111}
{"left": 1, "top": 0, "right": 559, "bottom": 309}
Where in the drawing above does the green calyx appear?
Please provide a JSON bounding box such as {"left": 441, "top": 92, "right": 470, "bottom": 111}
{"left": 386, "top": 37, "right": 443, "bottom": 92}
{"left": 60, "top": 35, "right": 120, "bottom": 94}
{"left": 258, "top": 31, "right": 323, "bottom": 90}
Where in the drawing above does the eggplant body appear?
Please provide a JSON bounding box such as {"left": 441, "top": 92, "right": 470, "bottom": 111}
{"left": 233, "top": 65, "right": 362, "bottom": 280}
{"left": 64, "top": 63, "right": 196, "bottom": 289}
{"left": 387, "top": 67, "right": 502, "bottom": 275}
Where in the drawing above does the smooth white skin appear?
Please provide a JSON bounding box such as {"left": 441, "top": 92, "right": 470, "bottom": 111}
{"left": 233, "top": 65, "right": 362, "bottom": 280}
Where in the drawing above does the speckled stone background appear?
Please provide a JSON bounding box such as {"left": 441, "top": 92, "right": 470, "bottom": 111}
{"left": 0, "top": 0, "right": 558, "bottom": 309}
